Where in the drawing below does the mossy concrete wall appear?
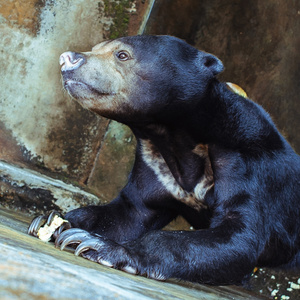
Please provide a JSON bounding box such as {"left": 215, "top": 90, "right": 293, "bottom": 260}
{"left": 0, "top": 0, "right": 152, "bottom": 212}
{"left": 146, "top": 0, "right": 300, "bottom": 153}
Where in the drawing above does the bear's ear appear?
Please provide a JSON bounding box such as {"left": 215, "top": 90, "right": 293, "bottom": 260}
{"left": 199, "top": 52, "right": 224, "bottom": 76}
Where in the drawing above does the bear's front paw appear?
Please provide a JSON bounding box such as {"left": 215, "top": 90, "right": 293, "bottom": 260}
{"left": 28, "top": 211, "right": 71, "bottom": 242}
{"left": 55, "top": 228, "right": 139, "bottom": 275}
{"left": 55, "top": 228, "right": 167, "bottom": 280}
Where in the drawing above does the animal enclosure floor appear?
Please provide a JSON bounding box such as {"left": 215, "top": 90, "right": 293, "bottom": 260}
{"left": 0, "top": 208, "right": 283, "bottom": 299}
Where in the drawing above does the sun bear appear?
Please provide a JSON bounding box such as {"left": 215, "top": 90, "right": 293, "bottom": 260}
{"left": 29, "top": 35, "right": 300, "bottom": 285}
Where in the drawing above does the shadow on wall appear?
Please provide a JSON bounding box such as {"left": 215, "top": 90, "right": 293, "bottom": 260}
{"left": 146, "top": 0, "right": 300, "bottom": 153}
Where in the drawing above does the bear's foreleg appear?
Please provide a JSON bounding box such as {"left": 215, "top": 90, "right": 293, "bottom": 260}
{"left": 54, "top": 219, "right": 257, "bottom": 285}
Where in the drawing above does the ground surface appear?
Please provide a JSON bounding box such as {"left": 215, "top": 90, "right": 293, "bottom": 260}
{"left": 0, "top": 208, "right": 268, "bottom": 300}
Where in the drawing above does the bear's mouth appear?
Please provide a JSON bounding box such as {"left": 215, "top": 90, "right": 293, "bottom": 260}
{"left": 64, "top": 80, "right": 115, "bottom": 98}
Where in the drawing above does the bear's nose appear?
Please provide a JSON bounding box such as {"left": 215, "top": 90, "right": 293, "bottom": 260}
{"left": 59, "top": 51, "right": 86, "bottom": 72}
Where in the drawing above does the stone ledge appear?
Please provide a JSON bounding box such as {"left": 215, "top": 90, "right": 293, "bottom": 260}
{"left": 0, "top": 161, "right": 99, "bottom": 214}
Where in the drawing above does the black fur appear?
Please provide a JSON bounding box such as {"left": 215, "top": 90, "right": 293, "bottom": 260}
{"left": 61, "top": 36, "right": 300, "bottom": 285}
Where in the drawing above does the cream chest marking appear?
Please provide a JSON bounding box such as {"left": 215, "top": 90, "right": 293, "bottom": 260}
{"left": 140, "top": 139, "right": 214, "bottom": 210}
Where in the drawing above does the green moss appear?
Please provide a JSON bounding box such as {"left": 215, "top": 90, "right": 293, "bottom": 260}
{"left": 103, "top": 0, "right": 135, "bottom": 39}
{"left": 87, "top": 121, "right": 136, "bottom": 202}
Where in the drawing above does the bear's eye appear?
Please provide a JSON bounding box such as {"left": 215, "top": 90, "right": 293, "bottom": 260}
{"left": 116, "top": 51, "right": 130, "bottom": 61}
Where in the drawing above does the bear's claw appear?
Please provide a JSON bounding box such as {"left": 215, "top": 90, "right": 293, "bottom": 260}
{"left": 55, "top": 228, "right": 93, "bottom": 251}
{"left": 74, "top": 237, "right": 106, "bottom": 256}
{"left": 55, "top": 228, "right": 106, "bottom": 255}
{"left": 28, "top": 211, "right": 71, "bottom": 241}
{"left": 28, "top": 215, "right": 47, "bottom": 237}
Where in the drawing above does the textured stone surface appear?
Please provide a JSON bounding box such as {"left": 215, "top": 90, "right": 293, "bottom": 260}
{"left": 0, "top": 161, "right": 99, "bottom": 214}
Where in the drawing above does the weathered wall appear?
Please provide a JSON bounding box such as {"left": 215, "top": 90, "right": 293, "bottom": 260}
{"left": 1, "top": 0, "right": 109, "bottom": 180}
{"left": 146, "top": 0, "right": 300, "bottom": 153}
{"left": 0, "top": 0, "right": 152, "bottom": 212}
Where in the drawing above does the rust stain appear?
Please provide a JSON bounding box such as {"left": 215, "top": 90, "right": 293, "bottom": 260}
{"left": 0, "top": 0, "right": 43, "bottom": 34}
{"left": 0, "top": 123, "right": 25, "bottom": 164}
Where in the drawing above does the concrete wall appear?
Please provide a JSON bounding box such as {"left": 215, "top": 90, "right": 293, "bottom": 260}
{"left": 0, "top": 0, "right": 152, "bottom": 213}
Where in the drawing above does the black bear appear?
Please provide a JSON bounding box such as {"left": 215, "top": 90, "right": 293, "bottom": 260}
{"left": 29, "top": 35, "right": 300, "bottom": 285}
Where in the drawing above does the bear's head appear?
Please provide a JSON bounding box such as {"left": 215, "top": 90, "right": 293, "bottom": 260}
{"left": 60, "top": 35, "right": 223, "bottom": 125}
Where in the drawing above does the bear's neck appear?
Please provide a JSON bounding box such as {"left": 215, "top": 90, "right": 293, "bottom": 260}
{"left": 195, "top": 81, "right": 284, "bottom": 154}
{"left": 129, "top": 81, "right": 284, "bottom": 190}
{"left": 132, "top": 124, "right": 208, "bottom": 191}
{"left": 132, "top": 81, "right": 283, "bottom": 154}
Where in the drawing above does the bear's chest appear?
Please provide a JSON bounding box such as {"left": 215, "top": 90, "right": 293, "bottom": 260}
{"left": 140, "top": 139, "right": 213, "bottom": 210}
